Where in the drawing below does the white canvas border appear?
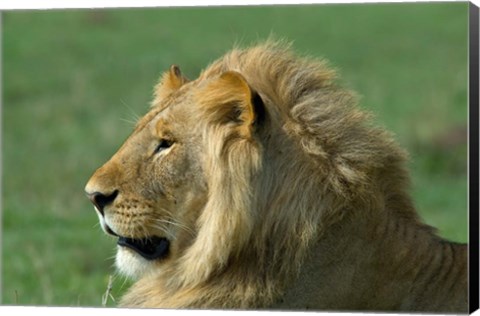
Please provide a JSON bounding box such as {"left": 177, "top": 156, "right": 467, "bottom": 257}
{"left": 0, "top": 1, "right": 476, "bottom": 316}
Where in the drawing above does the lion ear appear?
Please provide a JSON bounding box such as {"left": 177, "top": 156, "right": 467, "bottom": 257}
{"left": 201, "top": 71, "right": 264, "bottom": 133}
{"left": 152, "top": 65, "right": 189, "bottom": 104}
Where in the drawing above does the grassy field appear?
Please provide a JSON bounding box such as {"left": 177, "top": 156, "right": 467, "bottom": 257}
{"left": 2, "top": 3, "right": 469, "bottom": 307}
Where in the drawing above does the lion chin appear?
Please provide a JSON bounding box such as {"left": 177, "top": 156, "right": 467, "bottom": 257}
{"left": 85, "top": 41, "right": 468, "bottom": 313}
{"left": 115, "top": 247, "right": 157, "bottom": 279}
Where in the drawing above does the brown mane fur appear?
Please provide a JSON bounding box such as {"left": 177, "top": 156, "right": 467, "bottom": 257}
{"left": 88, "top": 42, "right": 468, "bottom": 312}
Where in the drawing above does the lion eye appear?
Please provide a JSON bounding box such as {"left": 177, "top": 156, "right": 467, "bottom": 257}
{"left": 154, "top": 139, "right": 173, "bottom": 154}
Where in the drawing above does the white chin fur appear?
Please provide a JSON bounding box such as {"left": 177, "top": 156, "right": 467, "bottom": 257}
{"left": 115, "top": 246, "right": 157, "bottom": 279}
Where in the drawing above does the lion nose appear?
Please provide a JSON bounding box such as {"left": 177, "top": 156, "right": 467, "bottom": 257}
{"left": 86, "top": 190, "right": 119, "bottom": 215}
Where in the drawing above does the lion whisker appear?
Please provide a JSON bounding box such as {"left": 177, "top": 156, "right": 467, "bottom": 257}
{"left": 153, "top": 218, "right": 195, "bottom": 237}
{"left": 148, "top": 222, "right": 176, "bottom": 240}
{"left": 116, "top": 271, "right": 131, "bottom": 292}
{"left": 120, "top": 98, "right": 141, "bottom": 122}
{"left": 106, "top": 253, "right": 117, "bottom": 261}
{"left": 119, "top": 117, "right": 138, "bottom": 126}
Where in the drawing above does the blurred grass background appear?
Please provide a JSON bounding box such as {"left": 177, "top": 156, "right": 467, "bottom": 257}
{"left": 2, "top": 3, "right": 468, "bottom": 307}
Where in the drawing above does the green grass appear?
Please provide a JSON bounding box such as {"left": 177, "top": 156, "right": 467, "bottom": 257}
{"left": 2, "top": 3, "right": 468, "bottom": 307}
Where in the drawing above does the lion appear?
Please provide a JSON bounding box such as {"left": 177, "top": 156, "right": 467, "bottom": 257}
{"left": 84, "top": 41, "right": 468, "bottom": 312}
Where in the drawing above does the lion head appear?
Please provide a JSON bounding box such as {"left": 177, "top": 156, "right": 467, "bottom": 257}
{"left": 85, "top": 60, "right": 266, "bottom": 280}
{"left": 85, "top": 42, "right": 466, "bottom": 311}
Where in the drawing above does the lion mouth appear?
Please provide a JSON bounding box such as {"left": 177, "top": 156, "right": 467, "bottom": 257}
{"left": 117, "top": 236, "right": 170, "bottom": 261}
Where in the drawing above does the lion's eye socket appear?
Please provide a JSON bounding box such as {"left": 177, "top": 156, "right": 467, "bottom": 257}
{"left": 154, "top": 139, "right": 173, "bottom": 154}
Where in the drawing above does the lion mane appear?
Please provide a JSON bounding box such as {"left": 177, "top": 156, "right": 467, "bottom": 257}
{"left": 86, "top": 41, "right": 468, "bottom": 312}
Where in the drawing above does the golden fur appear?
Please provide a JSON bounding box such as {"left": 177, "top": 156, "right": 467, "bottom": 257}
{"left": 85, "top": 42, "right": 468, "bottom": 312}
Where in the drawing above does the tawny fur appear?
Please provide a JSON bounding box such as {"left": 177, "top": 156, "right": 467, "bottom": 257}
{"left": 85, "top": 41, "right": 468, "bottom": 312}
